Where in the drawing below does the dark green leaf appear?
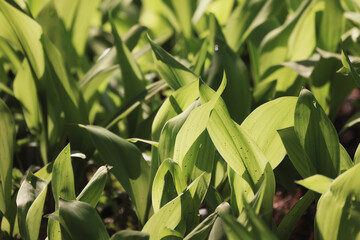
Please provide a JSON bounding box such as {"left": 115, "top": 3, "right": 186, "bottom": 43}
{"left": 0, "top": 99, "right": 15, "bottom": 215}
{"left": 59, "top": 199, "right": 109, "bottom": 240}
{"left": 80, "top": 125, "right": 151, "bottom": 224}
{"left": 294, "top": 89, "right": 340, "bottom": 177}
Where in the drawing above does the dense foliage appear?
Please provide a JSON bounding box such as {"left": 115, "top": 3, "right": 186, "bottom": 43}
{"left": 0, "top": 0, "right": 360, "bottom": 239}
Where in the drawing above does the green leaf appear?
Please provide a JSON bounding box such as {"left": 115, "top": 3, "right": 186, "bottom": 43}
{"left": 252, "top": 80, "right": 277, "bottom": 108}
{"left": 0, "top": 0, "right": 44, "bottom": 78}
{"left": 278, "top": 126, "right": 315, "bottom": 178}
{"left": 0, "top": 82, "right": 14, "bottom": 97}
{"left": 276, "top": 190, "right": 316, "bottom": 240}
{"left": 59, "top": 199, "right": 110, "bottom": 240}
{"left": 340, "top": 112, "right": 360, "bottom": 134}
{"left": 219, "top": 212, "right": 253, "bottom": 240}
{"left": 111, "top": 230, "right": 149, "bottom": 240}
{"left": 34, "top": 162, "right": 53, "bottom": 182}
{"left": 224, "top": 0, "right": 282, "bottom": 52}
{"left": 294, "top": 89, "right": 340, "bottom": 177}
{"left": 105, "top": 80, "right": 168, "bottom": 129}
{"left": 241, "top": 97, "right": 297, "bottom": 168}
{"left": 341, "top": 50, "right": 360, "bottom": 87}
{"left": 164, "top": 0, "right": 194, "bottom": 39}
{"left": 286, "top": 0, "right": 320, "bottom": 61}
{"left": 69, "top": 0, "right": 101, "bottom": 56}
{"left": 152, "top": 159, "right": 187, "bottom": 212}
{"left": 13, "top": 59, "right": 43, "bottom": 136}
{"left": 112, "top": 23, "right": 145, "bottom": 100}
{"left": 42, "top": 36, "right": 84, "bottom": 115}
{"left": 207, "top": 16, "right": 251, "bottom": 123}
{"left": 309, "top": 50, "right": 355, "bottom": 119}
{"left": 228, "top": 166, "right": 254, "bottom": 217}
{"left": 208, "top": 202, "right": 232, "bottom": 240}
{"left": 80, "top": 125, "right": 151, "bottom": 224}
{"left": 127, "top": 138, "right": 159, "bottom": 148}
{"left": 339, "top": 144, "right": 353, "bottom": 173}
{"left": 355, "top": 144, "right": 360, "bottom": 165}
{"left": 52, "top": 144, "right": 76, "bottom": 210}
{"left": 173, "top": 75, "right": 226, "bottom": 168}
{"left": 315, "top": 163, "right": 360, "bottom": 239}
{"left": 158, "top": 101, "right": 200, "bottom": 161}
{"left": 201, "top": 84, "right": 267, "bottom": 188}
{"left": 0, "top": 37, "right": 22, "bottom": 73}
{"left": 296, "top": 175, "right": 333, "bottom": 194}
{"left": 142, "top": 174, "right": 208, "bottom": 240}
{"left": 151, "top": 80, "right": 199, "bottom": 183}
{"left": 152, "top": 80, "right": 200, "bottom": 142}
{"left": 184, "top": 210, "right": 218, "bottom": 240}
{"left": 318, "top": 0, "right": 344, "bottom": 52}
{"left": 16, "top": 172, "right": 48, "bottom": 240}
{"left": 234, "top": 164, "right": 275, "bottom": 228}
{"left": 259, "top": 0, "right": 312, "bottom": 74}
{"left": 13, "top": 58, "right": 48, "bottom": 163}
{"left": 221, "top": 197, "right": 278, "bottom": 240}
{"left": 79, "top": 23, "right": 147, "bottom": 101}
{"left": 147, "top": 35, "right": 197, "bottom": 90}
{"left": 191, "top": 39, "right": 209, "bottom": 76}
{"left": 181, "top": 131, "right": 215, "bottom": 182}
{"left": 0, "top": 99, "right": 15, "bottom": 215}
{"left": 77, "top": 165, "right": 110, "bottom": 207}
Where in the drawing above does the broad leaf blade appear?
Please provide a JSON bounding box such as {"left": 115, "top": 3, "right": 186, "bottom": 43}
{"left": 294, "top": 89, "right": 340, "bottom": 177}
{"left": 16, "top": 172, "right": 48, "bottom": 240}
{"left": 201, "top": 84, "right": 266, "bottom": 187}
{"left": 0, "top": 1, "right": 44, "bottom": 78}
{"left": 142, "top": 174, "right": 207, "bottom": 240}
{"left": 241, "top": 97, "right": 297, "bottom": 168}
{"left": 315, "top": 163, "right": 360, "bottom": 239}
{"left": 296, "top": 175, "right": 333, "bottom": 194}
{"left": 52, "top": 144, "right": 76, "bottom": 210}
{"left": 13, "top": 59, "right": 43, "bottom": 136}
{"left": 207, "top": 16, "right": 251, "bottom": 123}
{"left": 152, "top": 159, "right": 187, "bottom": 212}
{"left": 278, "top": 126, "right": 315, "bottom": 178}
{"left": 59, "top": 199, "right": 109, "bottom": 240}
{"left": 80, "top": 125, "right": 151, "bottom": 224}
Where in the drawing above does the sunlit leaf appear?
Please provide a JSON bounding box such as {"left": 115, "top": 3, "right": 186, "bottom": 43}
{"left": 224, "top": 0, "right": 282, "bottom": 52}
{"left": 13, "top": 59, "right": 43, "bottom": 136}
{"left": 0, "top": 0, "right": 44, "bottom": 78}
{"left": 241, "top": 97, "right": 297, "bottom": 168}
{"left": 296, "top": 175, "right": 333, "bottom": 194}
{"left": 52, "top": 144, "right": 76, "bottom": 210}
{"left": 315, "top": 164, "right": 360, "bottom": 239}
{"left": 143, "top": 174, "right": 208, "bottom": 240}
{"left": 152, "top": 159, "right": 187, "bottom": 212}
